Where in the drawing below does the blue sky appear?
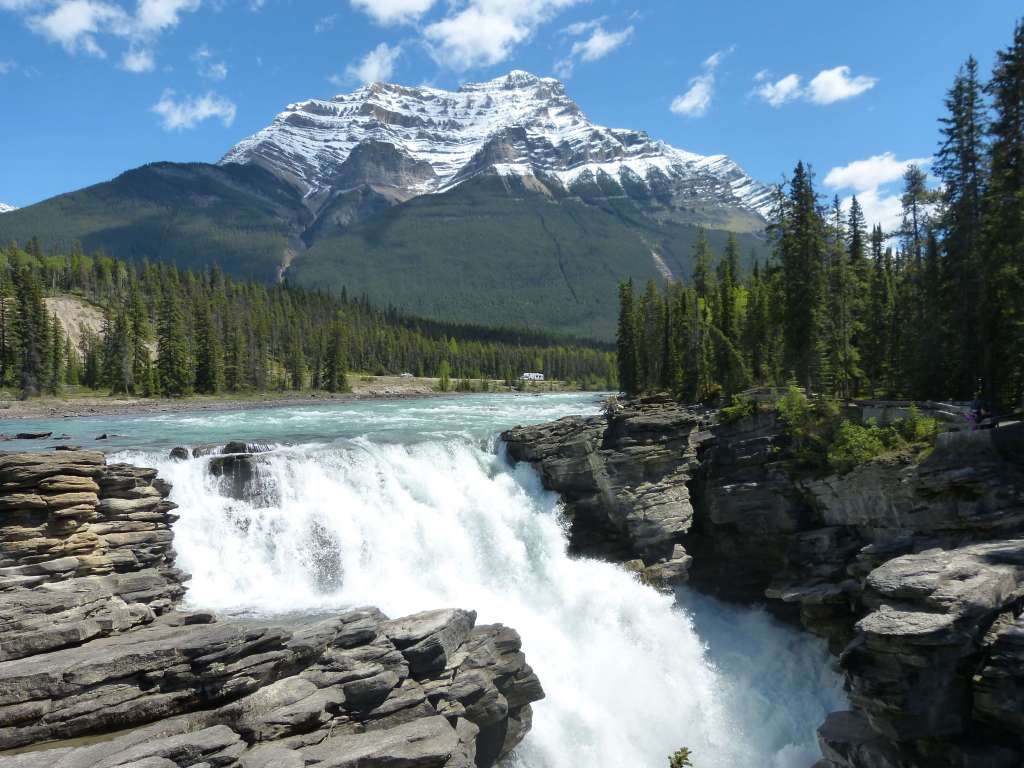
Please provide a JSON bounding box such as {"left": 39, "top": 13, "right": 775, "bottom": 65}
{"left": 1, "top": 0, "right": 1020, "bottom": 230}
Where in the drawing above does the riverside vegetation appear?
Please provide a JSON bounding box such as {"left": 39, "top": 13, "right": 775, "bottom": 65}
{"left": 0, "top": 246, "right": 616, "bottom": 401}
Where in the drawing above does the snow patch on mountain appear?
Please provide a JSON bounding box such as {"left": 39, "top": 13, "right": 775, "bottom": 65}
{"left": 221, "top": 70, "right": 773, "bottom": 219}
{"left": 0, "top": 203, "right": 17, "bottom": 214}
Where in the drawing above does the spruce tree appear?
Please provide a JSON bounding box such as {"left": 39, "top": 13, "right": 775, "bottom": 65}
{"left": 47, "top": 313, "right": 64, "bottom": 396}
{"left": 193, "top": 299, "right": 225, "bottom": 394}
{"left": 12, "top": 266, "right": 46, "bottom": 398}
{"left": 157, "top": 290, "right": 191, "bottom": 396}
{"left": 779, "top": 162, "right": 828, "bottom": 392}
{"left": 935, "top": 55, "right": 987, "bottom": 398}
{"left": 983, "top": 21, "right": 1024, "bottom": 408}
{"left": 616, "top": 279, "right": 639, "bottom": 396}
{"left": 325, "top": 317, "right": 350, "bottom": 393}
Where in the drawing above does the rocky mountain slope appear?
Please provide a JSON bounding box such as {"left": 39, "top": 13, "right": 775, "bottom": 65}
{"left": 0, "top": 71, "right": 771, "bottom": 338}
{"left": 222, "top": 70, "right": 772, "bottom": 230}
{"left": 503, "top": 401, "right": 1024, "bottom": 767}
{"left": 0, "top": 449, "right": 543, "bottom": 767}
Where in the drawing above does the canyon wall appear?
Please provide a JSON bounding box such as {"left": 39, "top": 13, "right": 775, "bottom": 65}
{"left": 503, "top": 399, "right": 1024, "bottom": 768}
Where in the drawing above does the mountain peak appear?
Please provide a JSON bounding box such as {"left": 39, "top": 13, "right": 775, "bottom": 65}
{"left": 459, "top": 69, "right": 556, "bottom": 92}
{"left": 220, "top": 73, "right": 773, "bottom": 222}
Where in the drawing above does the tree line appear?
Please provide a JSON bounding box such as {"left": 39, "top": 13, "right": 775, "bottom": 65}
{"left": 618, "top": 21, "right": 1023, "bottom": 411}
{"left": 0, "top": 245, "right": 616, "bottom": 399}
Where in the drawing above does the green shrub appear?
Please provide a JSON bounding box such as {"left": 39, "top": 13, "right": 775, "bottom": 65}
{"left": 720, "top": 394, "right": 755, "bottom": 425}
{"left": 827, "top": 420, "right": 889, "bottom": 473}
{"left": 669, "top": 747, "right": 694, "bottom": 768}
{"left": 894, "top": 404, "right": 940, "bottom": 445}
{"left": 775, "top": 385, "right": 813, "bottom": 433}
{"left": 774, "top": 386, "right": 840, "bottom": 467}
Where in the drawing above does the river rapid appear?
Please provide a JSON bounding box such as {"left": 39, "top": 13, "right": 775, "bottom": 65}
{"left": 6, "top": 393, "right": 845, "bottom": 767}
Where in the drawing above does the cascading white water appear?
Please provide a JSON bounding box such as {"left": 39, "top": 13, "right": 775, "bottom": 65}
{"left": 128, "top": 428, "right": 844, "bottom": 768}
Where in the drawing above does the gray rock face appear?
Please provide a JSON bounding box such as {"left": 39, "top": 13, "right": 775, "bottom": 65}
{"left": 0, "top": 452, "right": 543, "bottom": 768}
{"left": 504, "top": 401, "right": 1024, "bottom": 768}
{"left": 502, "top": 396, "right": 702, "bottom": 588}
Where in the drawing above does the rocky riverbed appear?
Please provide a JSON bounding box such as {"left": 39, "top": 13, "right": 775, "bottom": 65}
{"left": 502, "top": 397, "right": 1024, "bottom": 768}
{"left": 0, "top": 450, "right": 543, "bottom": 767}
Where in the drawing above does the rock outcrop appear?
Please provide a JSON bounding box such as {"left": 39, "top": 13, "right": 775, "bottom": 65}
{"left": 0, "top": 451, "right": 543, "bottom": 767}
{"left": 503, "top": 401, "right": 1024, "bottom": 767}
{"left": 502, "top": 395, "right": 703, "bottom": 588}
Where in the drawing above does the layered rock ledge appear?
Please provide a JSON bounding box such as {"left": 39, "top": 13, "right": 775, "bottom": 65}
{"left": 0, "top": 451, "right": 543, "bottom": 767}
{"left": 502, "top": 400, "right": 1024, "bottom": 767}
{"left": 502, "top": 395, "right": 703, "bottom": 588}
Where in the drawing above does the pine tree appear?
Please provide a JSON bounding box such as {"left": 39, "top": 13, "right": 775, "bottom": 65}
{"left": 193, "top": 299, "right": 225, "bottom": 394}
{"left": 47, "top": 313, "right": 64, "bottom": 395}
{"left": 12, "top": 266, "right": 46, "bottom": 398}
{"left": 638, "top": 279, "right": 663, "bottom": 391}
{"left": 63, "top": 334, "right": 79, "bottom": 386}
{"left": 982, "top": 21, "right": 1024, "bottom": 409}
{"left": 325, "top": 317, "right": 350, "bottom": 393}
{"left": 935, "top": 55, "right": 988, "bottom": 398}
{"left": 129, "top": 289, "right": 152, "bottom": 394}
{"left": 103, "top": 309, "right": 133, "bottom": 394}
{"left": 779, "top": 162, "right": 828, "bottom": 391}
{"left": 285, "top": 323, "right": 305, "bottom": 390}
{"left": 826, "top": 197, "right": 862, "bottom": 397}
{"left": 157, "top": 289, "right": 191, "bottom": 396}
{"left": 616, "top": 279, "right": 640, "bottom": 396}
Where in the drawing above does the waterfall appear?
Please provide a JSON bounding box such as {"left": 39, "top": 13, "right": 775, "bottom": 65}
{"left": 123, "top": 428, "right": 844, "bottom": 768}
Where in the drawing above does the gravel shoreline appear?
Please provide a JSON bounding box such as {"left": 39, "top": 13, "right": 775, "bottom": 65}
{"left": 0, "top": 389, "right": 472, "bottom": 422}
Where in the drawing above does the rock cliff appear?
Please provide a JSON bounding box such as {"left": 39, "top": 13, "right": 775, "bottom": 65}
{"left": 0, "top": 451, "right": 543, "bottom": 767}
{"left": 502, "top": 401, "right": 1024, "bottom": 767}
{"left": 502, "top": 395, "right": 703, "bottom": 588}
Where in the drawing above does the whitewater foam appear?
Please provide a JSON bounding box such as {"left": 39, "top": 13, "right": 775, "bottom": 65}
{"left": 128, "top": 423, "right": 843, "bottom": 768}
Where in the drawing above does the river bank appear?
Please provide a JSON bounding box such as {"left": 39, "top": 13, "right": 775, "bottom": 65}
{"left": 0, "top": 377, "right": 583, "bottom": 423}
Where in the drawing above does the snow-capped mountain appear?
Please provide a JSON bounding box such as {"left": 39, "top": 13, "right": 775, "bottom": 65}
{"left": 221, "top": 70, "right": 773, "bottom": 224}
{"left": 0, "top": 203, "right": 16, "bottom": 214}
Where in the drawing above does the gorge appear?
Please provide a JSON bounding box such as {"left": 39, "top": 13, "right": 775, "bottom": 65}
{"left": 3, "top": 391, "right": 1020, "bottom": 766}
{"left": 502, "top": 395, "right": 1024, "bottom": 767}
{"left": 0, "top": 394, "right": 846, "bottom": 768}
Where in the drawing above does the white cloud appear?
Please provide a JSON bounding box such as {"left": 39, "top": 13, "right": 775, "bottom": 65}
{"left": 151, "top": 89, "right": 236, "bottom": 130}
{"left": 703, "top": 46, "right": 733, "bottom": 70}
{"left": 561, "top": 17, "right": 601, "bottom": 36}
{"left": 670, "top": 73, "right": 713, "bottom": 117}
{"left": 337, "top": 41, "right": 401, "bottom": 85}
{"left": 807, "top": 65, "right": 877, "bottom": 104}
{"left": 120, "top": 46, "right": 154, "bottom": 71}
{"left": 135, "top": 0, "right": 199, "bottom": 33}
{"left": 571, "top": 24, "right": 632, "bottom": 62}
{"left": 350, "top": 0, "right": 436, "bottom": 25}
{"left": 752, "top": 72, "right": 802, "bottom": 107}
{"left": 13, "top": 0, "right": 199, "bottom": 63}
{"left": 824, "top": 152, "right": 932, "bottom": 193}
{"left": 751, "top": 64, "right": 877, "bottom": 108}
{"left": 670, "top": 46, "right": 730, "bottom": 118}
{"left": 424, "top": 0, "right": 581, "bottom": 71}
{"left": 554, "top": 18, "right": 632, "bottom": 78}
{"left": 27, "top": 0, "right": 130, "bottom": 55}
{"left": 826, "top": 152, "right": 933, "bottom": 233}
{"left": 0, "top": 59, "right": 15, "bottom": 73}
{"left": 192, "top": 44, "right": 228, "bottom": 79}
{"left": 314, "top": 13, "right": 336, "bottom": 32}
{"left": 839, "top": 187, "right": 905, "bottom": 234}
